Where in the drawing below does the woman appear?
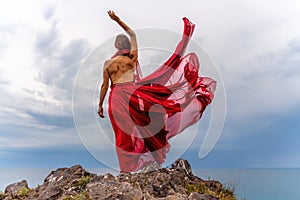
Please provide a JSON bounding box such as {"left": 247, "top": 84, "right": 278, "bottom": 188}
{"left": 98, "top": 10, "right": 216, "bottom": 173}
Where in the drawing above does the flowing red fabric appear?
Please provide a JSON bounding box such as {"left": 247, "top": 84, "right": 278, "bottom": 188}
{"left": 108, "top": 18, "right": 216, "bottom": 172}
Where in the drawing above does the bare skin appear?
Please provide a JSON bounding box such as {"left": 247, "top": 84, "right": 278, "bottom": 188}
{"left": 98, "top": 10, "right": 138, "bottom": 118}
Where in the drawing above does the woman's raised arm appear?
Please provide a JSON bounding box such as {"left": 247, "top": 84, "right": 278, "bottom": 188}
{"left": 108, "top": 10, "right": 138, "bottom": 62}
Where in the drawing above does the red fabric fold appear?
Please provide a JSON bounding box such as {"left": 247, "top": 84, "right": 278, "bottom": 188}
{"left": 107, "top": 18, "right": 216, "bottom": 172}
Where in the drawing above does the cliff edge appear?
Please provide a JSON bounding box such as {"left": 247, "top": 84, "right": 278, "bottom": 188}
{"left": 1, "top": 158, "right": 236, "bottom": 200}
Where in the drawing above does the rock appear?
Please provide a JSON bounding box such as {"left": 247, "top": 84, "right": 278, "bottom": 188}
{"left": 87, "top": 181, "right": 143, "bottom": 200}
{"left": 1, "top": 158, "right": 236, "bottom": 200}
{"left": 188, "top": 192, "right": 219, "bottom": 200}
{"left": 203, "top": 180, "right": 223, "bottom": 192}
{"left": 4, "top": 180, "right": 28, "bottom": 198}
{"left": 166, "top": 193, "right": 189, "bottom": 200}
{"left": 28, "top": 164, "right": 96, "bottom": 200}
{"left": 172, "top": 158, "right": 193, "bottom": 176}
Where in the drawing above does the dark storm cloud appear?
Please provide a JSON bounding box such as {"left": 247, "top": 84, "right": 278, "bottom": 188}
{"left": 25, "top": 111, "right": 74, "bottom": 128}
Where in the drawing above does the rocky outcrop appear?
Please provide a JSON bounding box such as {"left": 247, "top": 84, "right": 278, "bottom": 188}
{"left": 1, "top": 159, "right": 236, "bottom": 200}
{"left": 3, "top": 180, "right": 29, "bottom": 199}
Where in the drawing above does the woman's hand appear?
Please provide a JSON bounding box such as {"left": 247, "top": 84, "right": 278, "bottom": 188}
{"left": 98, "top": 106, "right": 105, "bottom": 118}
{"left": 107, "top": 10, "right": 120, "bottom": 22}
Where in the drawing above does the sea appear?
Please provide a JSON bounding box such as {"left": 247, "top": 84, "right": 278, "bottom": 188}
{"left": 1, "top": 168, "right": 300, "bottom": 200}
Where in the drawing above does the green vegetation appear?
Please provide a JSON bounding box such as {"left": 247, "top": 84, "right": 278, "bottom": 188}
{"left": 63, "top": 190, "right": 90, "bottom": 200}
{"left": 77, "top": 176, "right": 90, "bottom": 190}
{"left": 185, "top": 182, "right": 237, "bottom": 200}
{"left": 63, "top": 176, "right": 91, "bottom": 200}
{"left": 18, "top": 186, "right": 30, "bottom": 198}
{"left": 0, "top": 192, "right": 6, "bottom": 200}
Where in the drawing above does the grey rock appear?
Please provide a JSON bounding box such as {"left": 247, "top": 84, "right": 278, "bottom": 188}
{"left": 87, "top": 181, "right": 143, "bottom": 200}
{"left": 189, "top": 192, "right": 219, "bottom": 200}
{"left": 1, "top": 158, "right": 235, "bottom": 200}
{"left": 27, "top": 164, "right": 95, "bottom": 200}
{"left": 172, "top": 158, "right": 193, "bottom": 176}
{"left": 4, "top": 180, "right": 28, "bottom": 198}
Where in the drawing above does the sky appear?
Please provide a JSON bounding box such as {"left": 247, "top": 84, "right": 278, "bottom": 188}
{"left": 0, "top": 0, "right": 300, "bottom": 184}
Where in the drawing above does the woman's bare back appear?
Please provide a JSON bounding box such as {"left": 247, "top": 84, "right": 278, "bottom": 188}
{"left": 106, "top": 55, "right": 136, "bottom": 84}
{"left": 98, "top": 10, "right": 138, "bottom": 118}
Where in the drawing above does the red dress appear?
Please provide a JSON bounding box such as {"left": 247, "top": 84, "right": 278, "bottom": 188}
{"left": 108, "top": 18, "right": 216, "bottom": 172}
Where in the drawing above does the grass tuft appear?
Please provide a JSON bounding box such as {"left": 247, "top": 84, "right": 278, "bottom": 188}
{"left": 0, "top": 192, "right": 6, "bottom": 200}
{"left": 185, "top": 181, "right": 237, "bottom": 200}
{"left": 63, "top": 190, "right": 90, "bottom": 200}
{"left": 17, "top": 186, "right": 30, "bottom": 198}
{"left": 77, "top": 176, "right": 90, "bottom": 190}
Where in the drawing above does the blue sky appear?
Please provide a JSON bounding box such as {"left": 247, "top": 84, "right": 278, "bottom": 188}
{"left": 1, "top": 0, "right": 300, "bottom": 177}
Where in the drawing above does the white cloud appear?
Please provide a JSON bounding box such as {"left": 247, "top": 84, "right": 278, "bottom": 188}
{"left": 225, "top": 45, "right": 300, "bottom": 120}
{"left": 0, "top": 127, "right": 81, "bottom": 149}
{"left": 0, "top": 2, "right": 91, "bottom": 130}
{"left": 0, "top": 0, "right": 299, "bottom": 167}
